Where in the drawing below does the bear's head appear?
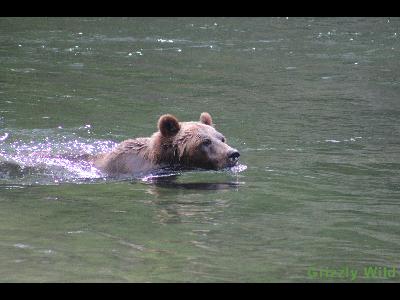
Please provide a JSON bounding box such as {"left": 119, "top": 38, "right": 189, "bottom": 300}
{"left": 156, "top": 112, "right": 240, "bottom": 170}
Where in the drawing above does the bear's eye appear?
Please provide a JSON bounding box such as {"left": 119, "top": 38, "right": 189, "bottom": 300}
{"left": 202, "top": 139, "right": 212, "bottom": 146}
{"left": 221, "top": 137, "right": 225, "bottom": 143}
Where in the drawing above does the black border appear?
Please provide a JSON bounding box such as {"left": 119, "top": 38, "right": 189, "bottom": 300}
{"left": 2, "top": 0, "right": 398, "bottom": 17}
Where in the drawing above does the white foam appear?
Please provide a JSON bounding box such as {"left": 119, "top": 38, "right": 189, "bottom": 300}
{"left": 14, "top": 243, "right": 33, "bottom": 249}
{"left": 325, "top": 139, "right": 341, "bottom": 143}
{"left": 230, "top": 164, "right": 247, "bottom": 173}
{"left": 0, "top": 132, "right": 9, "bottom": 142}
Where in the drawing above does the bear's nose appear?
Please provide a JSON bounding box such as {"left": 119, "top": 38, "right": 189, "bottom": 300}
{"left": 228, "top": 150, "right": 240, "bottom": 160}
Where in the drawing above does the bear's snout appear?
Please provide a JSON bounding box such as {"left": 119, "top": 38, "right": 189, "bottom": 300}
{"left": 227, "top": 149, "right": 240, "bottom": 165}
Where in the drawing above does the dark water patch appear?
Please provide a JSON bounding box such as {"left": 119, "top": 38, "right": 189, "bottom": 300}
{"left": 142, "top": 175, "right": 243, "bottom": 191}
{"left": 312, "top": 162, "right": 396, "bottom": 177}
{"left": 0, "top": 162, "right": 25, "bottom": 179}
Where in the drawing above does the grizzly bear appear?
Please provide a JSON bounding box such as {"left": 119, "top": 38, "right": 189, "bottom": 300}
{"left": 90, "top": 112, "right": 240, "bottom": 176}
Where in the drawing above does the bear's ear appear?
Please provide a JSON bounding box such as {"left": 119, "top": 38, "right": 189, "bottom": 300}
{"left": 158, "top": 114, "right": 181, "bottom": 137}
{"left": 200, "top": 112, "right": 213, "bottom": 126}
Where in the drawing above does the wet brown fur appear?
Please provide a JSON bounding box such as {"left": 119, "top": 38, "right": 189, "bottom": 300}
{"left": 90, "top": 112, "right": 238, "bottom": 176}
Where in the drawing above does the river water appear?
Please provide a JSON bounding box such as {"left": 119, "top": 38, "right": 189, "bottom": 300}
{"left": 1, "top": 17, "right": 400, "bottom": 282}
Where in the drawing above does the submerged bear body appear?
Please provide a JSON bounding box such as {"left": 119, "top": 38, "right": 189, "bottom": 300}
{"left": 90, "top": 113, "right": 240, "bottom": 177}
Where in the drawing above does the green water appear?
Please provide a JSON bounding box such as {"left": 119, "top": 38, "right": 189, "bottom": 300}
{"left": 1, "top": 17, "right": 400, "bottom": 282}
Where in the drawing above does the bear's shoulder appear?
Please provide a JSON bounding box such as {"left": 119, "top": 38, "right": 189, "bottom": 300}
{"left": 114, "top": 138, "right": 150, "bottom": 155}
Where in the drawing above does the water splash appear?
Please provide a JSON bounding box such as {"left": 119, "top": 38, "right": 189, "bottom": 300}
{"left": 229, "top": 163, "right": 248, "bottom": 174}
{"left": 0, "top": 133, "right": 9, "bottom": 142}
{"left": 0, "top": 129, "right": 116, "bottom": 184}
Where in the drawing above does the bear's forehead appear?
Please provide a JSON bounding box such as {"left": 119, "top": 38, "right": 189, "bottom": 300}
{"left": 180, "top": 122, "right": 223, "bottom": 138}
{"left": 181, "top": 122, "right": 213, "bottom": 132}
